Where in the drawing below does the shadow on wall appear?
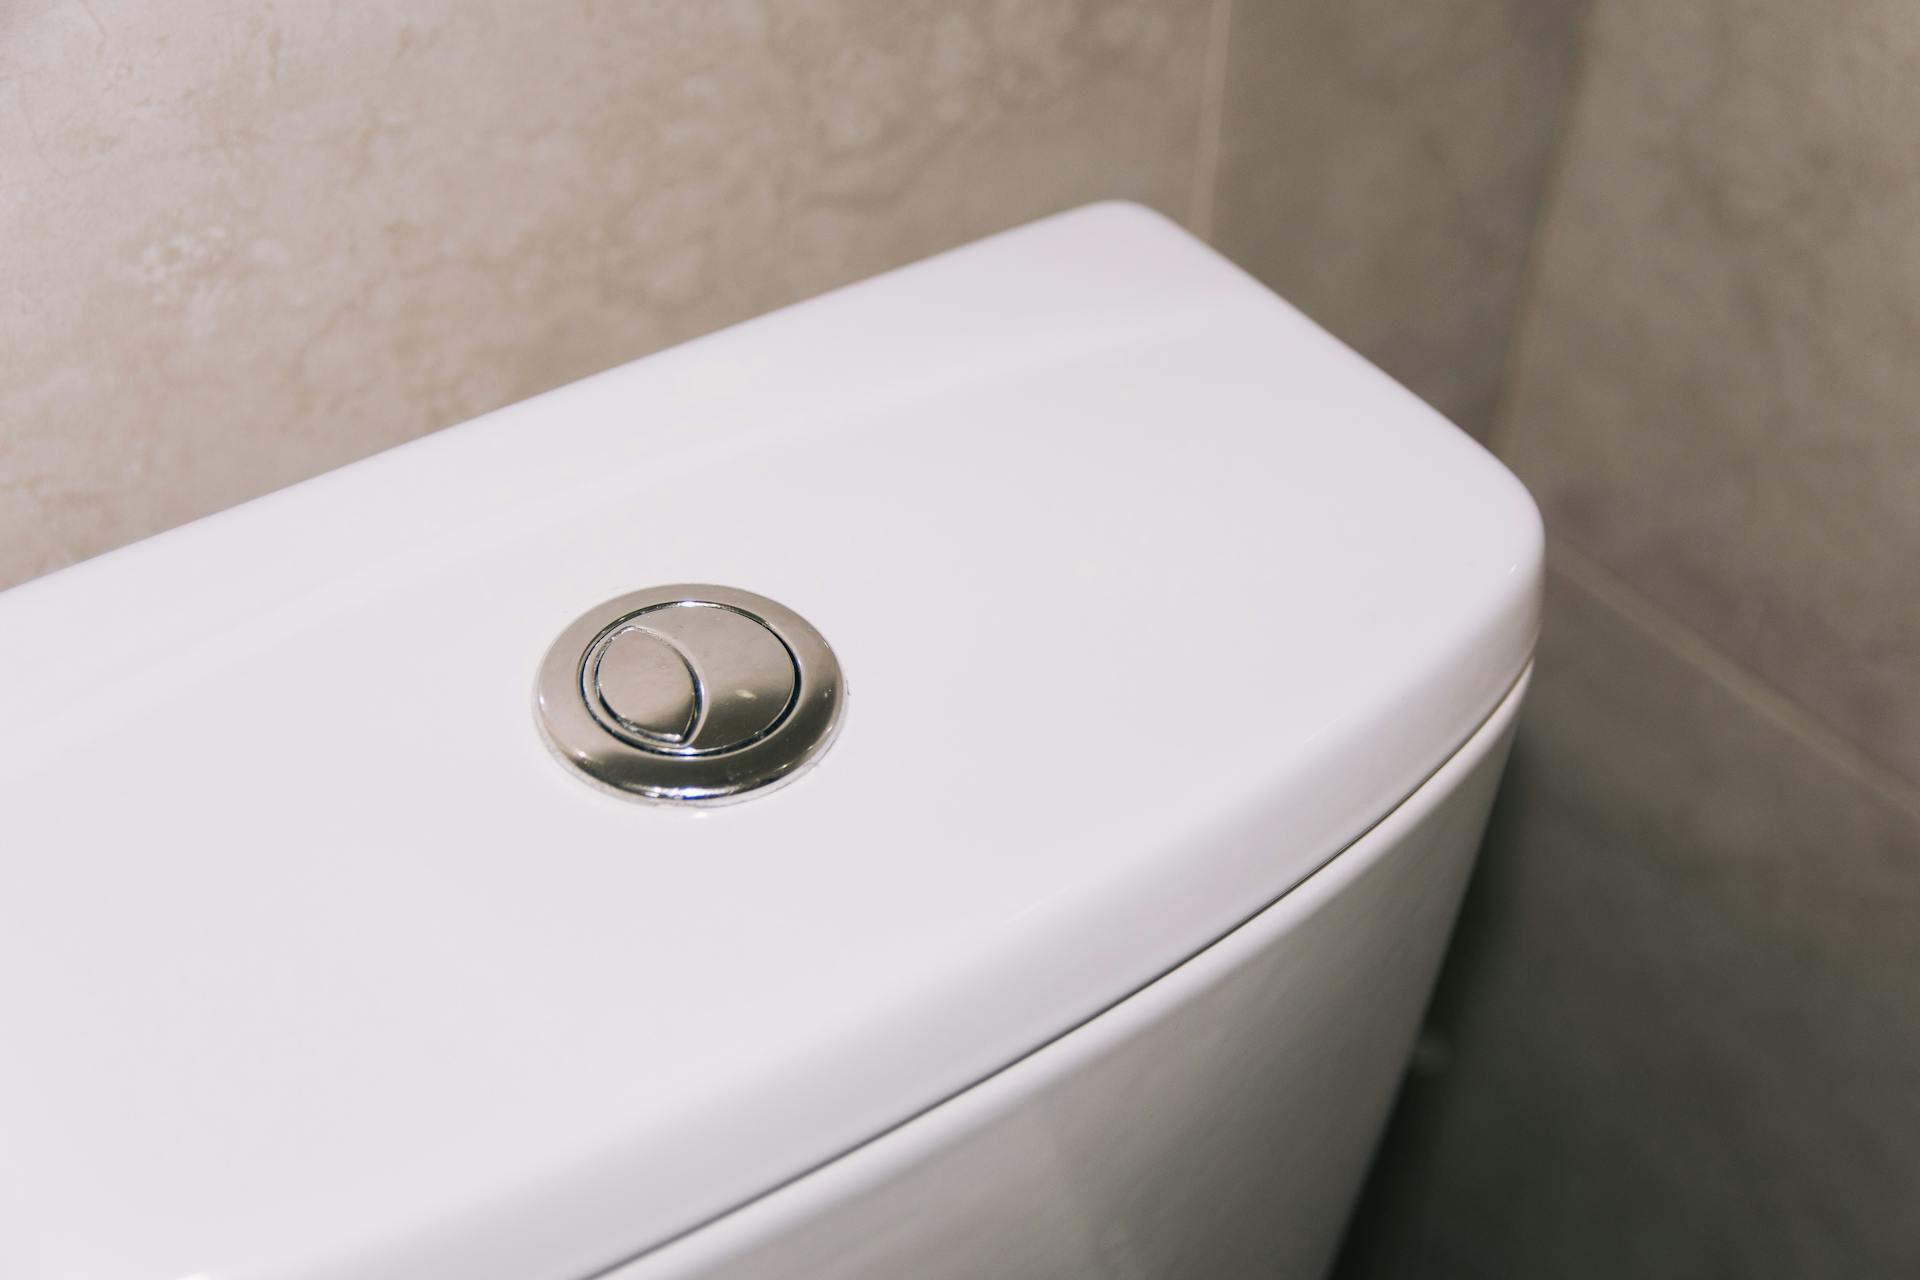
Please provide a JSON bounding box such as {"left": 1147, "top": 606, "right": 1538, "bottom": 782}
{"left": 1332, "top": 0, "right": 1920, "bottom": 1272}
{"left": 1336, "top": 560, "right": 1920, "bottom": 1278}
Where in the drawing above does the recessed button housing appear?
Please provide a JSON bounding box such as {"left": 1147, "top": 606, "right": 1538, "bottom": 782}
{"left": 537, "top": 586, "right": 842, "bottom": 804}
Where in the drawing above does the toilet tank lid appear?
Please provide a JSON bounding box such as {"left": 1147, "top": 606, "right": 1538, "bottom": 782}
{"left": 0, "top": 203, "right": 1540, "bottom": 1280}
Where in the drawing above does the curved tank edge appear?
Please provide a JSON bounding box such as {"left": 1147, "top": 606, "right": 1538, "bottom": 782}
{"left": 601, "top": 666, "right": 1534, "bottom": 1280}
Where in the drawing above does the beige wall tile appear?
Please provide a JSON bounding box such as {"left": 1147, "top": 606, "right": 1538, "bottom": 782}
{"left": 1497, "top": 0, "right": 1920, "bottom": 783}
{"left": 1340, "top": 561, "right": 1920, "bottom": 1278}
{"left": 0, "top": 0, "right": 1209, "bottom": 589}
{"left": 1209, "top": 0, "right": 1588, "bottom": 436}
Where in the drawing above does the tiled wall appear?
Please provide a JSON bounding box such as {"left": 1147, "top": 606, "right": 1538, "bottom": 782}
{"left": 1210, "top": 0, "right": 1585, "bottom": 434}
{"left": 0, "top": 0, "right": 1580, "bottom": 591}
{"left": 1341, "top": 0, "right": 1920, "bottom": 1274}
{"left": 2, "top": 1, "right": 1217, "bottom": 588}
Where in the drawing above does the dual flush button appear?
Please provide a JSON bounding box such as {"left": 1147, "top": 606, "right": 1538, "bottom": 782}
{"left": 537, "top": 585, "right": 843, "bottom": 804}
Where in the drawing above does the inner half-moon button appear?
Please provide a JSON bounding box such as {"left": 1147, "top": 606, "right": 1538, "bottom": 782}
{"left": 593, "top": 626, "right": 699, "bottom": 745}
{"left": 636, "top": 604, "right": 797, "bottom": 752}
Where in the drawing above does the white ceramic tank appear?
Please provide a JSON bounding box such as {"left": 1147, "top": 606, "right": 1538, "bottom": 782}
{"left": 0, "top": 204, "right": 1540, "bottom": 1280}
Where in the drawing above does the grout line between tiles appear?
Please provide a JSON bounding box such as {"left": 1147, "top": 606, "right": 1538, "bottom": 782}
{"left": 1495, "top": 7, "right": 1920, "bottom": 825}
{"left": 1185, "top": 0, "right": 1234, "bottom": 240}
{"left": 1547, "top": 537, "right": 1920, "bottom": 825}
{"left": 1484, "top": 0, "right": 1607, "bottom": 455}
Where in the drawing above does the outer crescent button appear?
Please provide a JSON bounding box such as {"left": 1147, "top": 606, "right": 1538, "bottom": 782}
{"left": 636, "top": 605, "right": 796, "bottom": 753}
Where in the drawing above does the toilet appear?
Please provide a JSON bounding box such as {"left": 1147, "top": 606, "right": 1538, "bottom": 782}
{"left": 0, "top": 204, "right": 1540, "bottom": 1279}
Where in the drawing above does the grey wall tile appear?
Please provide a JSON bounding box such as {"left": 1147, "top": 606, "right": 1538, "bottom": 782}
{"left": 0, "top": 0, "right": 1210, "bottom": 590}
{"left": 1209, "top": 0, "right": 1588, "bottom": 436}
{"left": 1338, "top": 561, "right": 1920, "bottom": 1279}
{"left": 1497, "top": 0, "right": 1920, "bottom": 784}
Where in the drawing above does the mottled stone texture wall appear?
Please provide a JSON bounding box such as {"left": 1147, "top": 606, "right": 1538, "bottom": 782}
{"left": 1, "top": 0, "right": 1578, "bottom": 589}
{"left": 1210, "top": 0, "right": 1585, "bottom": 435}
{"left": 3, "top": 2, "right": 1217, "bottom": 586}
{"left": 1340, "top": 2, "right": 1920, "bottom": 1276}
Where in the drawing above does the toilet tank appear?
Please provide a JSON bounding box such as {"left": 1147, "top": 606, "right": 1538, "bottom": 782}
{"left": 0, "top": 204, "right": 1541, "bottom": 1280}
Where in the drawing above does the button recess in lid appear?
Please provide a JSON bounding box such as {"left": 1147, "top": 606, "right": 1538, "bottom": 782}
{"left": 537, "top": 585, "right": 842, "bottom": 804}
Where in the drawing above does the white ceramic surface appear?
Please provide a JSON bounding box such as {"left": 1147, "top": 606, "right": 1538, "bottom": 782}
{"left": 622, "top": 671, "right": 1528, "bottom": 1280}
{"left": 0, "top": 203, "right": 1541, "bottom": 1280}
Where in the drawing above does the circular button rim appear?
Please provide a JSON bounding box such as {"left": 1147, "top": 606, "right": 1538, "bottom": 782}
{"left": 535, "top": 584, "right": 845, "bottom": 805}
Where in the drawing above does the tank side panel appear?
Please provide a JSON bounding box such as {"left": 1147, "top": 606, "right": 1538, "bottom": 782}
{"left": 615, "top": 674, "right": 1528, "bottom": 1280}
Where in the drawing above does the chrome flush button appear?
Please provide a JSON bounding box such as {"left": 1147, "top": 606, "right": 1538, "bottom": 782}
{"left": 537, "top": 585, "right": 843, "bottom": 803}
{"left": 585, "top": 607, "right": 794, "bottom": 752}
